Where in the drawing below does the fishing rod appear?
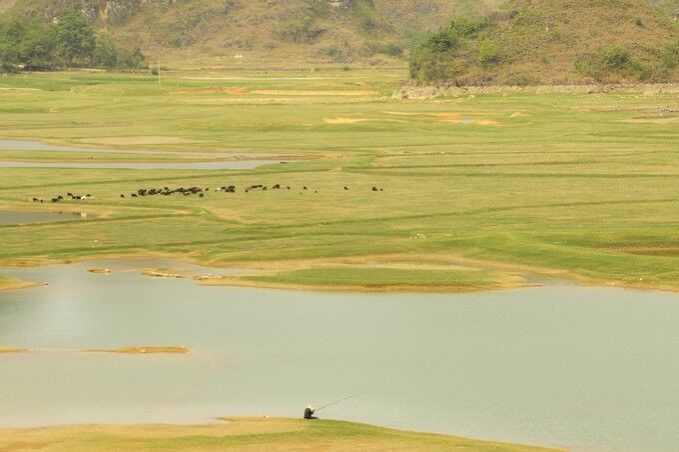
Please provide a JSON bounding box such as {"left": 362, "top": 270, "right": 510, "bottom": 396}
{"left": 315, "top": 392, "right": 367, "bottom": 412}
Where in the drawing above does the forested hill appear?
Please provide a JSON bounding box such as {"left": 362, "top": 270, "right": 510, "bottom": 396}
{"left": 0, "top": 0, "right": 500, "bottom": 67}
{"left": 410, "top": 0, "right": 679, "bottom": 86}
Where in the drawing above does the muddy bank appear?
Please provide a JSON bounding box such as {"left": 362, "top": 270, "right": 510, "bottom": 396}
{"left": 0, "top": 346, "right": 190, "bottom": 355}
{"left": 83, "top": 346, "right": 190, "bottom": 354}
{"left": 394, "top": 83, "right": 679, "bottom": 99}
{"left": 0, "top": 347, "right": 29, "bottom": 354}
{"left": 198, "top": 275, "right": 532, "bottom": 294}
{"left": 0, "top": 277, "right": 39, "bottom": 293}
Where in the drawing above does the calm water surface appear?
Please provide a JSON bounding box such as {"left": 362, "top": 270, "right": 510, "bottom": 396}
{"left": 0, "top": 210, "right": 91, "bottom": 225}
{"left": 0, "top": 140, "right": 291, "bottom": 170}
{"left": 0, "top": 260, "right": 678, "bottom": 452}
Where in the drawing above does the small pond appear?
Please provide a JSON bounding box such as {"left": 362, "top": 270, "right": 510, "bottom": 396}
{"left": 0, "top": 210, "right": 91, "bottom": 225}
{"left": 0, "top": 140, "right": 292, "bottom": 170}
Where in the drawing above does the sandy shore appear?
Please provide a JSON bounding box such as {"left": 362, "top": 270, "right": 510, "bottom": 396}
{"left": 0, "top": 278, "right": 39, "bottom": 293}
{"left": 0, "top": 417, "right": 562, "bottom": 451}
{"left": 83, "top": 346, "right": 190, "bottom": 354}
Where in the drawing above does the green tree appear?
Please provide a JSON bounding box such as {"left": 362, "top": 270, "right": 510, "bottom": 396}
{"left": 92, "top": 30, "right": 118, "bottom": 68}
{"left": 118, "top": 46, "right": 145, "bottom": 68}
{"left": 18, "top": 20, "right": 57, "bottom": 70}
{"left": 55, "top": 8, "right": 95, "bottom": 66}
{"left": 0, "top": 20, "right": 24, "bottom": 72}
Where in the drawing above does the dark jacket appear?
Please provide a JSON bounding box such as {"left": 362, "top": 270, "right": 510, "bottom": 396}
{"left": 304, "top": 407, "right": 316, "bottom": 419}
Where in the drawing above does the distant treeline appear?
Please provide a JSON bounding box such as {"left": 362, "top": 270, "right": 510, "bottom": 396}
{"left": 0, "top": 8, "right": 145, "bottom": 73}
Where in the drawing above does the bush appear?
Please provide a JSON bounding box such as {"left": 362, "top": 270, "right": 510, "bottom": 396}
{"left": 318, "top": 44, "right": 353, "bottom": 63}
{"left": 365, "top": 42, "right": 403, "bottom": 57}
{"left": 478, "top": 40, "right": 500, "bottom": 66}
{"left": 283, "top": 15, "right": 324, "bottom": 43}
{"left": 661, "top": 41, "right": 679, "bottom": 69}
{"left": 409, "top": 17, "right": 491, "bottom": 82}
{"left": 575, "top": 46, "right": 649, "bottom": 82}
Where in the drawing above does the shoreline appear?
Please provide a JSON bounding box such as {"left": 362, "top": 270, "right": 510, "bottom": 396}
{"left": 1, "top": 251, "right": 677, "bottom": 295}
{"left": 0, "top": 277, "right": 40, "bottom": 293}
{"left": 196, "top": 274, "right": 537, "bottom": 293}
{"left": 0, "top": 417, "right": 563, "bottom": 451}
{"left": 394, "top": 82, "right": 679, "bottom": 99}
{"left": 0, "top": 135, "right": 311, "bottom": 161}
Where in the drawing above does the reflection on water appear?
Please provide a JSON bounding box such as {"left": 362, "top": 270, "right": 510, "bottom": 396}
{"left": 0, "top": 140, "right": 292, "bottom": 170}
{"left": 0, "top": 160, "right": 287, "bottom": 170}
{"left": 0, "top": 260, "right": 678, "bottom": 452}
{"left": 0, "top": 210, "right": 91, "bottom": 225}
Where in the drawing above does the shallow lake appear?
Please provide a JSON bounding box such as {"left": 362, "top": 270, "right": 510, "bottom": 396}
{"left": 0, "top": 260, "right": 678, "bottom": 452}
{"left": 0, "top": 140, "right": 290, "bottom": 170}
{"left": 0, "top": 210, "right": 91, "bottom": 225}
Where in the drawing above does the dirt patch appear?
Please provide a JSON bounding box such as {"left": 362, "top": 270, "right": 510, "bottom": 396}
{"left": 0, "top": 277, "right": 39, "bottom": 293}
{"left": 142, "top": 269, "right": 187, "bottom": 279}
{"left": 83, "top": 346, "right": 190, "bottom": 354}
{"left": 383, "top": 111, "right": 422, "bottom": 116}
{"left": 324, "top": 117, "right": 372, "bottom": 124}
{"left": 607, "top": 246, "right": 679, "bottom": 255}
{"left": 171, "top": 87, "right": 250, "bottom": 95}
{"left": 323, "top": 117, "right": 406, "bottom": 124}
{"left": 0, "top": 347, "right": 29, "bottom": 354}
{"left": 79, "top": 136, "right": 196, "bottom": 146}
{"left": 474, "top": 119, "right": 500, "bottom": 126}
{"left": 199, "top": 276, "right": 529, "bottom": 294}
{"left": 253, "top": 90, "right": 377, "bottom": 96}
{"left": 394, "top": 83, "right": 679, "bottom": 100}
{"left": 88, "top": 267, "right": 111, "bottom": 274}
{"left": 626, "top": 116, "right": 679, "bottom": 124}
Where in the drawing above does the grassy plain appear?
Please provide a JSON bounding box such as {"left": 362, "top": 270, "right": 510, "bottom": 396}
{"left": 0, "top": 417, "right": 560, "bottom": 451}
{"left": 0, "top": 69, "right": 677, "bottom": 291}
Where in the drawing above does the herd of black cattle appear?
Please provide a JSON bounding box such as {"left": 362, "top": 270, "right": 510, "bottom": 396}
{"left": 30, "top": 184, "right": 384, "bottom": 203}
{"left": 30, "top": 193, "right": 93, "bottom": 203}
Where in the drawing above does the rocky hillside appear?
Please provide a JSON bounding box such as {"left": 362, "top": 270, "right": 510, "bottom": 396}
{"left": 0, "top": 0, "right": 499, "bottom": 67}
{"left": 411, "top": 0, "right": 679, "bottom": 85}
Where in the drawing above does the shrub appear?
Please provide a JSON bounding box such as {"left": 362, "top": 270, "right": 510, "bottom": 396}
{"left": 409, "top": 17, "right": 491, "bottom": 82}
{"left": 478, "top": 40, "right": 500, "bottom": 66}
{"left": 575, "top": 46, "right": 649, "bottom": 82}
{"left": 284, "top": 15, "right": 324, "bottom": 43}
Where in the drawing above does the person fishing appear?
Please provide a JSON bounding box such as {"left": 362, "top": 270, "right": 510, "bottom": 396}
{"left": 304, "top": 405, "right": 317, "bottom": 420}
{"left": 303, "top": 393, "right": 366, "bottom": 420}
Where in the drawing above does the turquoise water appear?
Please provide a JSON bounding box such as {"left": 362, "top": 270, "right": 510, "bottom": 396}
{"left": 0, "top": 260, "right": 678, "bottom": 452}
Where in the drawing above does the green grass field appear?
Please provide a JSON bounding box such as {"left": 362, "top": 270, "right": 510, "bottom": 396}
{"left": 0, "top": 69, "right": 677, "bottom": 291}
{"left": 0, "top": 417, "right": 561, "bottom": 451}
